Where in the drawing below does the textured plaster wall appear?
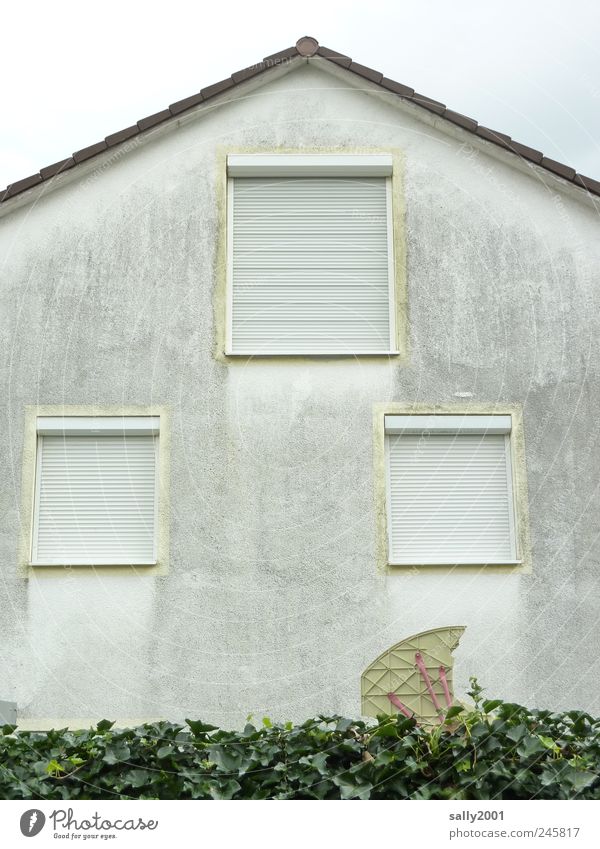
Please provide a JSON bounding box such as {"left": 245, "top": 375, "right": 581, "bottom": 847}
{"left": 1, "top": 59, "right": 599, "bottom": 725}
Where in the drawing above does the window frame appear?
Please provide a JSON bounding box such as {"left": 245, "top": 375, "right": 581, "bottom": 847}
{"left": 374, "top": 406, "right": 531, "bottom": 571}
{"left": 225, "top": 153, "right": 399, "bottom": 356}
{"left": 19, "top": 407, "right": 169, "bottom": 574}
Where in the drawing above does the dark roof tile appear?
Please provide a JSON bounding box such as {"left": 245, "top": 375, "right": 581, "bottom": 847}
{"left": 137, "top": 110, "right": 171, "bottom": 132}
{"left": 410, "top": 92, "right": 446, "bottom": 115}
{"left": 169, "top": 92, "right": 204, "bottom": 116}
{"left": 201, "top": 78, "right": 235, "bottom": 100}
{"left": 231, "top": 63, "right": 267, "bottom": 84}
{"left": 509, "top": 141, "right": 543, "bottom": 164}
{"left": 444, "top": 109, "right": 477, "bottom": 132}
{"left": 7, "top": 173, "right": 43, "bottom": 196}
{"left": 105, "top": 125, "right": 138, "bottom": 146}
{"left": 541, "top": 156, "right": 576, "bottom": 180}
{"left": 316, "top": 45, "right": 352, "bottom": 64}
{"left": 40, "top": 157, "right": 76, "bottom": 180}
{"left": 476, "top": 126, "right": 512, "bottom": 146}
{"left": 574, "top": 173, "right": 600, "bottom": 195}
{"left": 72, "top": 140, "right": 108, "bottom": 164}
{"left": 348, "top": 62, "right": 383, "bottom": 84}
{"left": 380, "top": 77, "right": 414, "bottom": 97}
{"left": 263, "top": 46, "right": 298, "bottom": 64}
{"left": 323, "top": 53, "right": 352, "bottom": 69}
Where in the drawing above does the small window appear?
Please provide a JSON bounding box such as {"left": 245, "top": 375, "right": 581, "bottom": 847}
{"left": 384, "top": 415, "right": 519, "bottom": 565}
{"left": 31, "top": 416, "right": 159, "bottom": 566}
{"left": 226, "top": 154, "right": 396, "bottom": 355}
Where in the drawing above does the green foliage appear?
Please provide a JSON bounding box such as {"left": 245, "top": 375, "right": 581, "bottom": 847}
{"left": 0, "top": 696, "right": 598, "bottom": 800}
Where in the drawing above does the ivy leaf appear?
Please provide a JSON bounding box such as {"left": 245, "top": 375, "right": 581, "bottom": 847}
{"left": 96, "top": 720, "right": 115, "bottom": 733}
{"left": 208, "top": 746, "right": 243, "bottom": 773}
{"left": 560, "top": 766, "right": 596, "bottom": 790}
{"left": 186, "top": 719, "right": 218, "bottom": 736}
{"left": 45, "top": 759, "right": 65, "bottom": 777}
{"left": 517, "top": 736, "right": 547, "bottom": 758}
{"left": 444, "top": 706, "right": 465, "bottom": 720}
{"left": 102, "top": 743, "right": 131, "bottom": 765}
{"left": 333, "top": 772, "right": 373, "bottom": 799}
{"left": 298, "top": 751, "right": 329, "bottom": 774}
{"left": 507, "top": 724, "right": 528, "bottom": 743}
{"left": 208, "top": 779, "right": 241, "bottom": 800}
{"left": 372, "top": 723, "right": 398, "bottom": 738}
{"left": 157, "top": 745, "right": 174, "bottom": 759}
{"left": 124, "top": 769, "right": 152, "bottom": 788}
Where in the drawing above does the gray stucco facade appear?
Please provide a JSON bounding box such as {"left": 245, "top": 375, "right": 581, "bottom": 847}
{"left": 1, "top": 56, "right": 599, "bottom": 727}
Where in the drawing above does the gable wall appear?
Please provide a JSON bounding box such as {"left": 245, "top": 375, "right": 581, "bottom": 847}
{"left": 1, "top": 62, "right": 599, "bottom": 724}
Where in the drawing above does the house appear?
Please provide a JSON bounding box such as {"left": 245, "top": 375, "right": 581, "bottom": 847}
{"left": 1, "top": 36, "right": 599, "bottom": 728}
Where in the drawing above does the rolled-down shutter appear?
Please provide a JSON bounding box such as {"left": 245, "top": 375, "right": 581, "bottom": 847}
{"left": 387, "top": 433, "right": 515, "bottom": 564}
{"left": 33, "top": 435, "right": 157, "bottom": 564}
{"left": 230, "top": 177, "right": 393, "bottom": 353}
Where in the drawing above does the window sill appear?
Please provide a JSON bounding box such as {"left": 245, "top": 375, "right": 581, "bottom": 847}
{"left": 224, "top": 350, "right": 402, "bottom": 357}
{"left": 388, "top": 560, "right": 523, "bottom": 568}
{"left": 30, "top": 561, "right": 158, "bottom": 568}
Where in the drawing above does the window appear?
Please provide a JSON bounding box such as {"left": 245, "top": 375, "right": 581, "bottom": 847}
{"left": 31, "top": 416, "right": 160, "bottom": 566}
{"left": 226, "top": 154, "right": 396, "bottom": 355}
{"left": 384, "top": 414, "right": 520, "bottom": 565}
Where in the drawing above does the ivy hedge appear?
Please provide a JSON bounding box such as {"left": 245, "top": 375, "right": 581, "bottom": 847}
{"left": 1, "top": 683, "right": 598, "bottom": 800}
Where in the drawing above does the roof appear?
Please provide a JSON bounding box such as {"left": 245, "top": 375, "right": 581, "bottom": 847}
{"left": 2, "top": 35, "right": 599, "bottom": 205}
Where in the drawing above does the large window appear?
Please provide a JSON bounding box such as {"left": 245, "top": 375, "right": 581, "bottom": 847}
{"left": 31, "top": 416, "right": 160, "bottom": 566}
{"left": 226, "top": 154, "right": 397, "bottom": 355}
{"left": 384, "top": 414, "right": 520, "bottom": 565}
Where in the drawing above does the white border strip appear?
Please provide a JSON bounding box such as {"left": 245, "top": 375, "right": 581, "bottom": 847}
{"left": 227, "top": 153, "right": 393, "bottom": 177}
{"left": 384, "top": 414, "right": 512, "bottom": 434}
{"left": 36, "top": 416, "right": 160, "bottom": 436}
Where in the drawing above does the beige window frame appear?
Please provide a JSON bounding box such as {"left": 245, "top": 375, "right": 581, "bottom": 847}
{"left": 19, "top": 406, "right": 170, "bottom": 576}
{"left": 214, "top": 147, "right": 408, "bottom": 362}
{"left": 373, "top": 403, "right": 531, "bottom": 572}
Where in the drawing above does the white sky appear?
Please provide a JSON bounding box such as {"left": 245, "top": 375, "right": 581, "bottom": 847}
{"left": 2, "top": 0, "right": 600, "bottom": 188}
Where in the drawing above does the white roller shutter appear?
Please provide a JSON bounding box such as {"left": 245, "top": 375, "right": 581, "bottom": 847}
{"left": 386, "top": 433, "right": 516, "bottom": 564}
{"left": 229, "top": 176, "right": 394, "bottom": 354}
{"left": 33, "top": 434, "right": 158, "bottom": 565}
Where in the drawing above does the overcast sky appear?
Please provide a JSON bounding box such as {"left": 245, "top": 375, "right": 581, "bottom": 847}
{"left": 2, "top": 0, "right": 600, "bottom": 189}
